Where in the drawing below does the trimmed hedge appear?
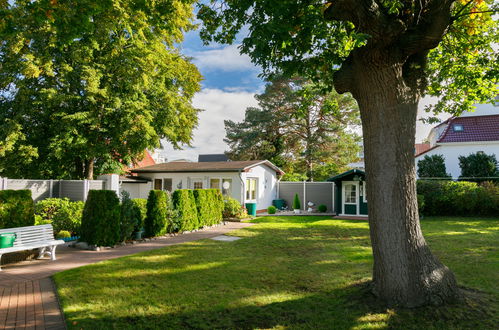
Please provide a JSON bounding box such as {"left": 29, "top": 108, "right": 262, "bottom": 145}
{"left": 417, "top": 180, "right": 499, "bottom": 216}
{"left": 144, "top": 190, "right": 169, "bottom": 237}
{"left": 120, "top": 191, "right": 142, "bottom": 241}
{"left": 132, "top": 198, "right": 147, "bottom": 232}
{"left": 80, "top": 190, "right": 121, "bottom": 246}
{"left": 193, "top": 189, "right": 224, "bottom": 227}
{"left": 223, "top": 197, "right": 247, "bottom": 219}
{"left": 0, "top": 190, "right": 35, "bottom": 229}
{"left": 172, "top": 189, "right": 199, "bottom": 231}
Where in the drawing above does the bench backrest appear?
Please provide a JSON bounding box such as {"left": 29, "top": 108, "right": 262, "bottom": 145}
{"left": 0, "top": 224, "right": 56, "bottom": 247}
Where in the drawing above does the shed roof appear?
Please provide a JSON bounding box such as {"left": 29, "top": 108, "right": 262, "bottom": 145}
{"left": 131, "top": 160, "right": 284, "bottom": 175}
{"left": 327, "top": 169, "right": 365, "bottom": 182}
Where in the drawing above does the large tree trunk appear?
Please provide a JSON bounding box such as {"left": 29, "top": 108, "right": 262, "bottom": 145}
{"left": 343, "top": 59, "right": 460, "bottom": 307}
{"left": 84, "top": 158, "right": 94, "bottom": 180}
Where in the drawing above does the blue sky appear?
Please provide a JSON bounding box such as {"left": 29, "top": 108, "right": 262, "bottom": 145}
{"left": 156, "top": 28, "right": 450, "bottom": 162}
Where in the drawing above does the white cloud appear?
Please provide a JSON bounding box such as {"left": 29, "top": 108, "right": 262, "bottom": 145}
{"left": 189, "top": 44, "right": 257, "bottom": 72}
{"left": 157, "top": 88, "right": 258, "bottom": 161}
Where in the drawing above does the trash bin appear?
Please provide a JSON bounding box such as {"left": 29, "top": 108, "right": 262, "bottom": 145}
{"left": 0, "top": 233, "right": 16, "bottom": 248}
{"left": 245, "top": 203, "right": 257, "bottom": 216}
{"left": 272, "top": 199, "right": 287, "bottom": 210}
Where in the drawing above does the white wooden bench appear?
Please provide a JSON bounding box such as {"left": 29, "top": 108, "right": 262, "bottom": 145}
{"left": 0, "top": 224, "right": 64, "bottom": 271}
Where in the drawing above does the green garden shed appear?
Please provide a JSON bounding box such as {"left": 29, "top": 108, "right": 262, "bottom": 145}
{"left": 327, "top": 169, "right": 368, "bottom": 217}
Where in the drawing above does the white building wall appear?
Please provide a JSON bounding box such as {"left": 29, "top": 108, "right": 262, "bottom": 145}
{"left": 121, "top": 182, "right": 152, "bottom": 199}
{"left": 415, "top": 142, "right": 499, "bottom": 178}
{"left": 241, "top": 164, "right": 278, "bottom": 210}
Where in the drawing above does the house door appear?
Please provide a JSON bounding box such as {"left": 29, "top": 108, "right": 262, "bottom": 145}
{"left": 342, "top": 181, "right": 358, "bottom": 215}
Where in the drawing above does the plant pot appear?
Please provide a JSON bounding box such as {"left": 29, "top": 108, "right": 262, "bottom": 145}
{"left": 294, "top": 209, "right": 301, "bottom": 214}
{"left": 133, "top": 229, "right": 145, "bottom": 240}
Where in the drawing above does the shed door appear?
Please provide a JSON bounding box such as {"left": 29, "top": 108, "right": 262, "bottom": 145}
{"left": 342, "top": 181, "right": 358, "bottom": 215}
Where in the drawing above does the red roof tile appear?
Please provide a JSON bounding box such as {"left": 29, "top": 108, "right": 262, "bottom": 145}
{"left": 437, "top": 115, "right": 499, "bottom": 143}
{"left": 415, "top": 143, "right": 431, "bottom": 156}
{"left": 124, "top": 150, "right": 156, "bottom": 174}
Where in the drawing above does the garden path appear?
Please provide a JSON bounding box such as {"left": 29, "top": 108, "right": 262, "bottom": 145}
{"left": 0, "top": 222, "right": 253, "bottom": 329}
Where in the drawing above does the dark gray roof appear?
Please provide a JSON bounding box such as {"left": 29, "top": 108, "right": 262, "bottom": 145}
{"left": 198, "top": 154, "right": 229, "bottom": 162}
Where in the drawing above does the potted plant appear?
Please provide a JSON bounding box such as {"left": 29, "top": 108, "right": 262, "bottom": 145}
{"left": 293, "top": 193, "right": 301, "bottom": 214}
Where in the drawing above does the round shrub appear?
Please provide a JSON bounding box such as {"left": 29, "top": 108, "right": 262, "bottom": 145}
{"left": 35, "top": 198, "right": 66, "bottom": 222}
{"left": 318, "top": 204, "right": 327, "bottom": 213}
{"left": 267, "top": 205, "right": 277, "bottom": 214}
{"left": 223, "top": 197, "right": 247, "bottom": 219}
{"left": 80, "top": 190, "right": 121, "bottom": 246}
{"left": 56, "top": 230, "right": 71, "bottom": 239}
{"left": 145, "top": 190, "right": 169, "bottom": 237}
{"left": 0, "top": 190, "right": 35, "bottom": 229}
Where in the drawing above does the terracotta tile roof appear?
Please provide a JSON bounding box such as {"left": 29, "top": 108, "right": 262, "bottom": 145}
{"left": 414, "top": 145, "right": 440, "bottom": 158}
{"left": 415, "top": 143, "right": 431, "bottom": 156}
{"left": 131, "top": 160, "right": 284, "bottom": 174}
{"left": 123, "top": 150, "right": 156, "bottom": 174}
{"left": 437, "top": 114, "right": 499, "bottom": 143}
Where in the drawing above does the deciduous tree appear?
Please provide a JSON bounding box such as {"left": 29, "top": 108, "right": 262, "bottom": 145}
{"left": 0, "top": 0, "right": 201, "bottom": 179}
{"left": 198, "top": 0, "right": 499, "bottom": 306}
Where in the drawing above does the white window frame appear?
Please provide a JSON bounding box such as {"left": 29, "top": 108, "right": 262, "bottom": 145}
{"left": 363, "top": 182, "right": 367, "bottom": 203}
{"left": 209, "top": 178, "right": 221, "bottom": 189}
{"left": 343, "top": 182, "right": 358, "bottom": 205}
{"left": 245, "top": 177, "right": 258, "bottom": 202}
{"left": 208, "top": 177, "right": 233, "bottom": 195}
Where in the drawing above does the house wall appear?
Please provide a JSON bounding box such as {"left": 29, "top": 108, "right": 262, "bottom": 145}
{"left": 125, "top": 164, "right": 280, "bottom": 210}
{"left": 241, "top": 164, "right": 278, "bottom": 210}
{"left": 132, "top": 171, "right": 244, "bottom": 203}
{"left": 415, "top": 141, "right": 499, "bottom": 178}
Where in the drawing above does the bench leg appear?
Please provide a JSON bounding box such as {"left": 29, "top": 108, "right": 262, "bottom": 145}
{"left": 49, "top": 245, "right": 57, "bottom": 261}
{"left": 0, "top": 254, "right": 2, "bottom": 271}
{"left": 37, "top": 247, "right": 47, "bottom": 259}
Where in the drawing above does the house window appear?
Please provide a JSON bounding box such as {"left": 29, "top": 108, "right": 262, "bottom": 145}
{"left": 222, "top": 179, "right": 232, "bottom": 196}
{"left": 210, "top": 178, "right": 221, "bottom": 189}
{"left": 246, "top": 178, "right": 257, "bottom": 201}
{"left": 453, "top": 124, "right": 463, "bottom": 132}
{"left": 192, "top": 179, "right": 203, "bottom": 189}
{"left": 163, "top": 178, "right": 172, "bottom": 192}
{"left": 344, "top": 184, "right": 357, "bottom": 204}
{"left": 154, "top": 179, "right": 162, "bottom": 190}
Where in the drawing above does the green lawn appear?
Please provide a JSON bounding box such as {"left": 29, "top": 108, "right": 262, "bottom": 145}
{"left": 54, "top": 216, "right": 499, "bottom": 329}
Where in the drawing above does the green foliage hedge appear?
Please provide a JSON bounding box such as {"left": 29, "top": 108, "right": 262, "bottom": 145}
{"left": 267, "top": 205, "right": 277, "bottom": 214}
{"left": 318, "top": 204, "right": 327, "bottom": 213}
{"left": 459, "top": 152, "right": 498, "bottom": 182}
{"left": 417, "top": 154, "right": 451, "bottom": 178}
{"left": 0, "top": 190, "right": 35, "bottom": 229}
{"left": 35, "top": 198, "right": 83, "bottom": 235}
{"left": 145, "top": 190, "right": 169, "bottom": 237}
{"left": 193, "top": 189, "right": 224, "bottom": 227}
{"left": 417, "top": 180, "right": 498, "bottom": 216}
{"left": 293, "top": 193, "right": 301, "bottom": 210}
{"left": 80, "top": 190, "right": 121, "bottom": 246}
{"left": 172, "top": 189, "right": 199, "bottom": 231}
{"left": 120, "top": 191, "right": 142, "bottom": 241}
{"left": 132, "top": 198, "right": 147, "bottom": 232}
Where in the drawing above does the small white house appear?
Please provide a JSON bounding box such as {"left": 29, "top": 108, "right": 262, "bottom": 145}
{"left": 123, "top": 160, "right": 284, "bottom": 211}
{"left": 415, "top": 106, "right": 499, "bottom": 179}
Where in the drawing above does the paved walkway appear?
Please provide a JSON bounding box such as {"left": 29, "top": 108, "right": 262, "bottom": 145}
{"left": 0, "top": 222, "right": 253, "bottom": 329}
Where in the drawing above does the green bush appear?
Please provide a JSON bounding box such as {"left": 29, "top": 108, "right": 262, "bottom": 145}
{"left": 56, "top": 230, "right": 71, "bottom": 239}
{"left": 35, "top": 198, "right": 83, "bottom": 235}
{"left": 0, "top": 190, "right": 35, "bottom": 229}
{"left": 459, "top": 152, "right": 499, "bottom": 182}
{"left": 318, "top": 204, "right": 327, "bottom": 213}
{"left": 267, "top": 205, "right": 277, "bottom": 214}
{"left": 52, "top": 200, "right": 84, "bottom": 235}
{"left": 293, "top": 193, "right": 301, "bottom": 210}
{"left": 417, "top": 154, "right": 451, "bottom": 178}
{"left": 223, "top": 197, "right": 247, "bottom": 219}
{"left": 80, "top": 190, "right": 121, "bottom": 246}
{"left": 417, "top": 180, "right": 498, "bottom": 216}
{"left": 417, "top": 194, "right": 425, "bottom": 216}
{"left": 120, "top": 191, "right": 142, "bottom": 241}
{"left": 173, "top": 189, "right": 199, "bottom": 231}
{"left": 132, "top": 199, "right": 147, "bottom": 232}
{"left": 193, "top": 189, "right": 224, "bottom": 227}
{"left": 145, "top": 190, "right": 169, "bottom": 237}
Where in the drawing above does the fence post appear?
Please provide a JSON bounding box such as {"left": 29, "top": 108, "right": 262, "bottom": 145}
{"left": 0, "top": 177, "right": 3, "bottom": 190}
{"left": 1, "top": 177, "right": 7, "bottom": 190}
{"left": 303, "top": 181, "right": 306, "bottom": 210}
{"left": 331, "top": 182, "right": 335, "bottom": 215}
{"left": 49, "top": 179, "right": 53, "bottom": 198}
{"left": 83, "top": 179, "right": 88, "bottom": 202}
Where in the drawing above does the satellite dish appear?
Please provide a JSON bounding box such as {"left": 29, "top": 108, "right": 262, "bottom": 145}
{"left": 222, "top": 181, "right": 231, "bottom": 189}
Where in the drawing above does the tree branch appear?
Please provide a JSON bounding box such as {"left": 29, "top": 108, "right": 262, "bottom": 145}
{"left": 324, "top": 0, "right": 385, "bottom": 36}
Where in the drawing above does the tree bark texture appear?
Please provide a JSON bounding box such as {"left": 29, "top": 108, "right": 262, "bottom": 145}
{"left": 337, "top": 55, "right": 459, "bottom": 307}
